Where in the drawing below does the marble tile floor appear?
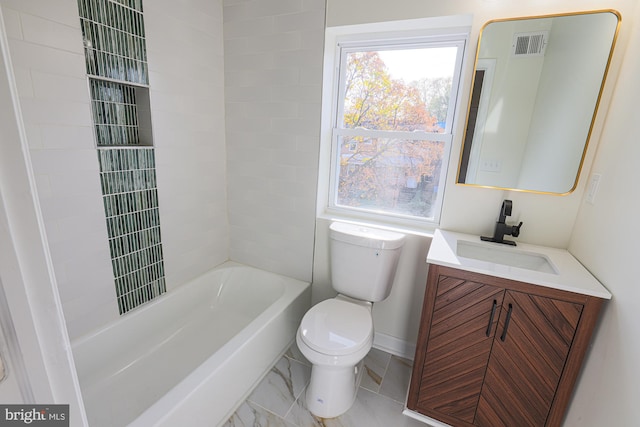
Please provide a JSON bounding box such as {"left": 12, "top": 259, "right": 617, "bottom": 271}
{"left": 223, "top": 344, "right": 427, "bottom": 427}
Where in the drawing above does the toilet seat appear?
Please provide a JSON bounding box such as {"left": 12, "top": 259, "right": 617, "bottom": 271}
{"left": 299, "top": 298, "right": 373, "bottom": 357}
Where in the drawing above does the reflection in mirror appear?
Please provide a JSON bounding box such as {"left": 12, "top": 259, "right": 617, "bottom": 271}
{"left": 458, "top": 10, "right": 620, "bottom": 194}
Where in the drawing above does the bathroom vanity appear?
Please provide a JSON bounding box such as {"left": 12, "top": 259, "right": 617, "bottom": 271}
{"left": 406, "top": 230, "right": 611, "bottom": 427}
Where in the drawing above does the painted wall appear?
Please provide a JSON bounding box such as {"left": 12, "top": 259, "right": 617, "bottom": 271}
{"left": 0, "top": 0, "right": 229, "bottom": 340}
{"left": 222, "top": 0, "right": 325, "bottom": 282}
{"left": 564, "top": 2, "right": 640, "bottom": 424}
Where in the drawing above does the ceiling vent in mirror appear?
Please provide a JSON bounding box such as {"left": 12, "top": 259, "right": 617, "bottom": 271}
{"left": 512, "top": 31, "right": 548, "bottom": 57}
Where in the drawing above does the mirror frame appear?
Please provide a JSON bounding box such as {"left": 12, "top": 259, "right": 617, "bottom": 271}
{"left": 456, "top": 9, "right": 621, "bottom": 195}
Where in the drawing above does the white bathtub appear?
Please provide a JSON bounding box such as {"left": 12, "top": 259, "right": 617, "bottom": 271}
{"left": 72, "top": 262, "right": 310, "bottom": 426}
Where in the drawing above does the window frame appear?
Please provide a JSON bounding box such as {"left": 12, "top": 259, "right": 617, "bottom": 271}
{"left": 318, "top": 21, "right": 470, "bottom": 230}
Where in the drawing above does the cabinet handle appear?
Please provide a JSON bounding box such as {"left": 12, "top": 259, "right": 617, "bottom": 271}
{"left": 500, "top": 303, "right": 513, "bottom": 342}
{"left": 486, "top": 299, "right": 497, "bottom": 337}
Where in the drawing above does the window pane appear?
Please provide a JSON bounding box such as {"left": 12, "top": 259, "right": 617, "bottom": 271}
{"left": 341, "top": 47, "right": 458, "bottom": 132}
{"left": 336, "top": 136, "right": 444, "bottom": 219}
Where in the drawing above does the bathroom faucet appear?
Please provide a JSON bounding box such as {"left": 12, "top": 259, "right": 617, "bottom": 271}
{"left": 481, "top": 200, "right": 523, "bottom": 246}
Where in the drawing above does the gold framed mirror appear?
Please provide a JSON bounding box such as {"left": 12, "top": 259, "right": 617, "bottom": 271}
{"left": 457, "top": 10, "right": 621, "bottom": 194}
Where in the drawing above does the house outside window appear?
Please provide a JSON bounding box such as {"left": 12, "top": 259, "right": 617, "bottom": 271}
{"left": 320, "top": 22, "right": 469, "bottom": 229}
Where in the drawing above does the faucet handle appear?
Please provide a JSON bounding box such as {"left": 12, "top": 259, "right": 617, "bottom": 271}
{"left": 512, "top": 221, "right": 523, "bottom": 237}
{"left": 502, "top": 200, "right": 513, "bottom": 217}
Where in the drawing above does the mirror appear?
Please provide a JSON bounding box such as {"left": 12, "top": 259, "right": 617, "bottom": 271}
{"left": 457, "top": 10, "right": 620, "bottom": 194}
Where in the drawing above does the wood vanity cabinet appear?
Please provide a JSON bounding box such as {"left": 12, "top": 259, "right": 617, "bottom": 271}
{"left": 407, "top": 265, "right": 604, "bottom": 427}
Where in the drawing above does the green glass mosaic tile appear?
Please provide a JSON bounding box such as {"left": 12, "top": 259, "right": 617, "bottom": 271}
{"left": 78, "top": 0, "right": 148, "bottom": 84}
{"left": 90, "top": 79, "right": 140, "bottom": 146}
{"left": 98, "top": 148, "right": 166, "bottom": 314}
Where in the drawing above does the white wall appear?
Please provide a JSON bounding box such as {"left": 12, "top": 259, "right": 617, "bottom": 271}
{"left": 223, "top": 0, "right": 325, "bottom": 282}
{"left": 0, "top": 8, "right": 86, "bottom": 421}
{"left": 564, "top": 2, "right": 640, "bottom": 425}
{"left": 0, "top": 0, "right": 230, "bottom": 340}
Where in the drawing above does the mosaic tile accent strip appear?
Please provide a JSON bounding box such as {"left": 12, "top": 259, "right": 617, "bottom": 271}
{"left": 90, "top": 79, "right": 140, "bottom": 146}
{"left": 98, "top": 148, "right": 166, "bottom": 314}
{"left": 78, "top": 0, "right": 148, "bottom": 84}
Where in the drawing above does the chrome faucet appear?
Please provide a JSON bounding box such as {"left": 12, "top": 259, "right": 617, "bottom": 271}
{"left": 481, "top": 200, "right": 523, "bottom": 246}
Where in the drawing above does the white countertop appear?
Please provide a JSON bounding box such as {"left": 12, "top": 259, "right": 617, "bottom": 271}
{"left": 427, "top": 229, "right": 612, "bottom": 299}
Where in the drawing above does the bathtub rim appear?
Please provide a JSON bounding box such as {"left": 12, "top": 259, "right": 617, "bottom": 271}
{"left": 71, "top": 261, "right": 291, "bottom": 349}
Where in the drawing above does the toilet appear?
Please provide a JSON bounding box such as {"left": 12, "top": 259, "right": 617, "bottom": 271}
{"left": 296, "top": 221, "right": 405, "bottom": 418}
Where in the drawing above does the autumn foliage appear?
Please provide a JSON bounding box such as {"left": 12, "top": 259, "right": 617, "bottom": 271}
{"left": 337, "top": 51, "right": 451, "bottom": 219}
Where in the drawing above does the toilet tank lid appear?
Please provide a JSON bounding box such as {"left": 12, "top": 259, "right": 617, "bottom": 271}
{"left": 330, "top": 222, "right": 405, "bottom": 250}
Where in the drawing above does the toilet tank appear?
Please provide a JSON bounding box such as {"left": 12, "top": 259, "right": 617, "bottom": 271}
{"left": 329, "top": 222, "right": 405, "bottom": 302}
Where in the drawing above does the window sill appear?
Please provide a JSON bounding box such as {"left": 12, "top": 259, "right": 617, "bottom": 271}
{"left": 317, "top": 209, "right": 436, "bottom": 239}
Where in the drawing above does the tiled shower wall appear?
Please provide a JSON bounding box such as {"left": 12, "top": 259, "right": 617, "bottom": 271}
{"left": 1, "top": 0, "right": 228, "bottom": 339}
{"left": 79, "top": 0, "right": 168, "bottom": 314}
{"left": 223, "top": 0, "right": 325, "bottom": 282}
{"left": 98, "top": 149, "right": 166, "bottom": 314}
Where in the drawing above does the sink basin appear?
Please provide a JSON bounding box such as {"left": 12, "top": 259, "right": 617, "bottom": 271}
{"left": 456, "top": 240, "right": 558, "bottom": 274}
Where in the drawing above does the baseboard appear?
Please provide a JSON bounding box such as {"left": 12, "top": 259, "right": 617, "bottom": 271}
{"left": 402, "top": 408, "right": 452, "bottom": 427}
{"left": 373, "top": 332, "right": 416, "bottom": 360}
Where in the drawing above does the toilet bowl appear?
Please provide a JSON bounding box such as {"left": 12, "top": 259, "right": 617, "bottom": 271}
{"left": 296, "top": 222, "right": 405, "bottom": 418}
{"left": 296, "top": 295, "right": 373, "bottom": 418}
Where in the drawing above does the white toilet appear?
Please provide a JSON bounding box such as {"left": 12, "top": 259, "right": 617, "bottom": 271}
{"left": 296, "top": 221, "right": 405, "bottom": 418}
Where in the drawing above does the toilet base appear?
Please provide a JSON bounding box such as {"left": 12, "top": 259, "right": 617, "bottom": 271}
{"left": 305, "top": 360, "right": 365, "bottom": 418}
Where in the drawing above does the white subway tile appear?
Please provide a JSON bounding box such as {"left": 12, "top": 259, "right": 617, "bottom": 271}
{"left": 46, "top": 229, "right": 110, "bottom": 267}
{"left": 272, "top": 48, "right": 322, "bottom": 69}
{"left": 46, "top": 170, "right": 102, "bottom": 198}
{"left": 62, "top": 296, "right": 119, "bottom": 339}
{"left": 226, "top": 101, "right": 298, "bottom": 119}
{"left": 29, "top": 148, "right": 99, "bottom": 175}
{"left": 223, "top": 15, "right": 274, "bottom": 39}
{"left": 270, "top": 117, "right": 321, "bottom": 137}
{"left": 32, "top": 174, "right": 52, "bottom": 199}
{"left": 274, "top": 10, "right": 325, "bottom": 32}
{"left": 246, "top": 32, "right": 301, "bottom": 53}
{"left": 20, "top": 12, "right": 83, "bottom": 53}
{"left": 299, "top": 65, "right": 323, "bottom": 85}
{"left": 40, "top": 124, "right": 94, "bottom": 150}
{"left": 8, "top": 39, "right": 86, "bottom": 78}
{"left": 247, "top": 0, "right": 303, "bottom": 19}
{"left": 225, "top": 85, "right": 273, "bottom": 103}
{"left": 146, "top": 1, "right": 222, "bottom": 37}
{"left": 302, "top": 0, "right": 326, "bottom": 12}
{"left": 0, "top": 0, "right": 81, "bottom": 29}
{"left": 223, "top": 3, "right": 251, "bottom": 23}
{"left": 22, "top": 123, "right": 43, "bottom": 149}
{"left": 20, "top": 98, "right": 92, "bottom": 128}
{"left": 31, "top": 71, "right": 88, "bottom": 103}
{"left": 270, "top": 84, "right": 322, "bottom": 103}
{"left": 37, "top": 192, "right": 104, "bottom": 222}
{"left": 12, "top": 66, "right": 34, "bottom": 98}
{"left": 224, "top": 52, "right": 275, "bottom": 71}
{"left": 300, "top": 29, "right": 324, "bottom": 49}
{"left": 2, "top": 8, "right": 23, "bottom": 39}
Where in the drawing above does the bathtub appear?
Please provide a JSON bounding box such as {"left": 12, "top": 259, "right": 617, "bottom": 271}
{"left": 71, "top": 262, "right": 310, "bottom": 426}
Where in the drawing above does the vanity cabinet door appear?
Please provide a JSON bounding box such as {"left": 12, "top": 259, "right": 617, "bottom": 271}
{"left": 412, "top": 273, "right": 505, "bottom": 424}
{"left": 475, "top": 290, "right": 583, "bottom": 427}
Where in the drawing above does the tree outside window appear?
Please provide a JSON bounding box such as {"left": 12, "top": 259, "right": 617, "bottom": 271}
{"left": 333, "top": 45, "right": 460, "bottom": 221}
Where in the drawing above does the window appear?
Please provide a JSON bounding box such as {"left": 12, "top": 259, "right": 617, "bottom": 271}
{"left": 322, "top": 24, "right": 468, "bottom": 228}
